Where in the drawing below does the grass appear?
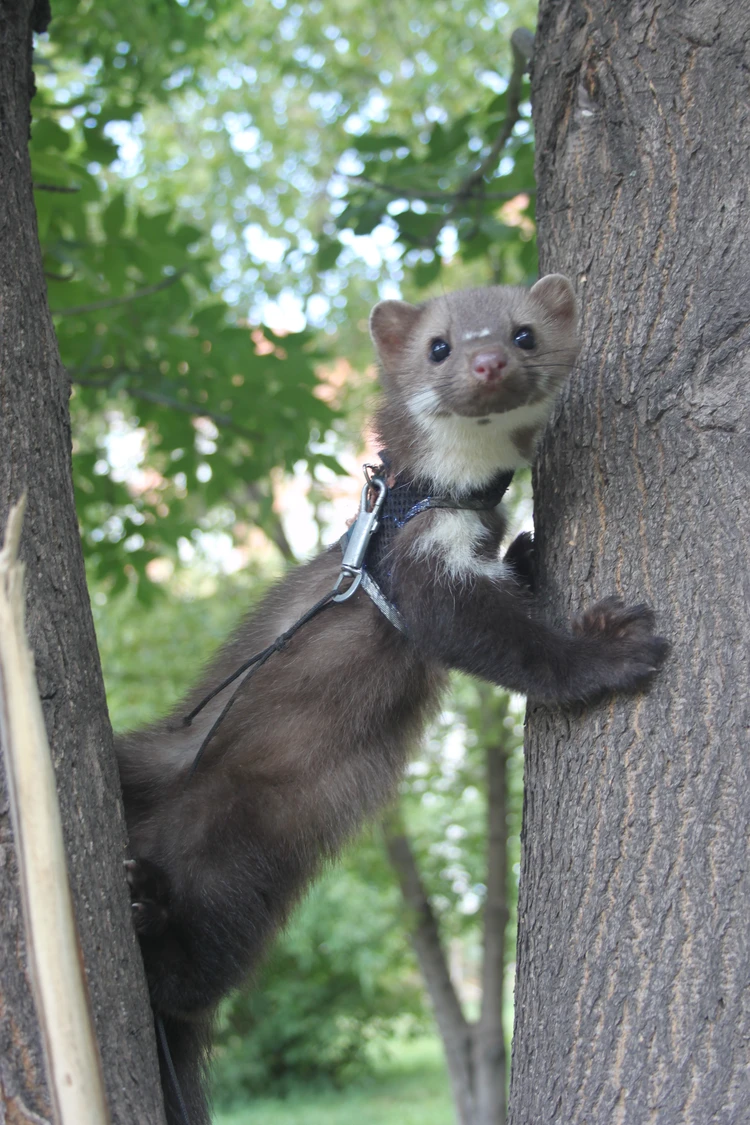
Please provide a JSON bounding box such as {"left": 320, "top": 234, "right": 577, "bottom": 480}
{"left": 213, "top": 1037, "right": 455, "bottom": 1125}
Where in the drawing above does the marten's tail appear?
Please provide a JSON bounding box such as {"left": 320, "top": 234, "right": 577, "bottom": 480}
{"left": 155, "top": 1013, "right": 213, "bottom": 1125}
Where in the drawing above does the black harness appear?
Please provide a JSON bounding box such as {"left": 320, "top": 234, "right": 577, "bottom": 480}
{"left": 338, "top": 453, "right": 514, "bottom": 632}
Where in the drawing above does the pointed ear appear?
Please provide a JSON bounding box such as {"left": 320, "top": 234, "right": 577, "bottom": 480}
{"left": 529, "top": 274, "right": 577, "bottom": 325}
{"left": 369, "top": 300, "right": 422, "bottom": 368}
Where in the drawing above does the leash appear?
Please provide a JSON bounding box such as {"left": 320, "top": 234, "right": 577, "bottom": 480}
{"left": 156, "top": 1013, "right": 192, "bottom": 1125}
{"left": 181, "top": 470, "right": 387, "bottom": 777}
{"left": 183, "top": 587, "right": 340, "bottom": 777}
{"left": 181, "top": 455, "right": 512, "bottom": 777}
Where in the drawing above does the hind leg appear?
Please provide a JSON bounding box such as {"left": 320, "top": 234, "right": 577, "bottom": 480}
{"left": 125, "top": 857, "right": 170, "bottom": 936}
{"left": 125, "top": 855, "right": 262, "bottom": 1017}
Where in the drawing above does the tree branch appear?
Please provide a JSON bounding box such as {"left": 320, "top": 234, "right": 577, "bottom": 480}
{"left": 71, "top": 372, "right": 262, "bottom": 442}
{"left": 33, "top": 182, "right": 80, "bottom": 193}
{"left": 475, "top": 716, "right": 511, "bottom": 1125}
{"left": 457, "top": 29, "right": 534, "bottom": 201}
{"left": 383, "top": 808, "right": 476, "bottom": 1125}
{"left": 246, "top": 482, "right": 297, "bottom": 562}
{"left": 50, "top": 268, "right": 189, "bottom": 316}
{"left": 348, "top": 174, "right": 534, "bottom": 204}
{"left": 346, "top": 28, "right": 534, "bottom": 252}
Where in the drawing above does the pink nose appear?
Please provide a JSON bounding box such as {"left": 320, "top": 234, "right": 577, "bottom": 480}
{"left": 471, "top": 350, "right": 507, "bottom": 382}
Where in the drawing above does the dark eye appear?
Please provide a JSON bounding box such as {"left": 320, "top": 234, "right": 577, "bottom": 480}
{"left": 513, "top": 326, "right": 536, "bottom": 351}
{"left": 429, "top": 338, "right": 451, "bottom": 363}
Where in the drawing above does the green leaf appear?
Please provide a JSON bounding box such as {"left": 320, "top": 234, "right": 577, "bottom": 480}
{"left": 460, "top": 230, "right": 492, "bottom": 262}
{"left": 315, "top": 236, "right": 341, "bottom": 272}
{"left": 351, "top": 203, "right": 385, "bottom": 236}
{"left": 486, "top": 90, "right": 508, "bottom": 116}
{"left": 136, "top": 210, "right": 173, "bottom": 244}
{"left": 31, "top": 119, "right": 72, "bottom": 152}
{"left": 352, "top": 133, "right": 408, "bottom": 154}
{"left": 412, "top": 255, "right": 442, "bottom": 289}
{"left": 102, "top": 193, "right": 126, "bottom": 240}
{"left": 83, "top": 130, "right": 120, "bottom": 166}
{"left": 30, "top": 150, "right": 79, "bottom": 188}
{"left": 171, "top": 223, "right": 204, "bottom": 248}
{"left": 427, "top": 117, "right": 469, "bottom": 159}
{"left": 395, "top": 210, "right": 440, "bottom": 244}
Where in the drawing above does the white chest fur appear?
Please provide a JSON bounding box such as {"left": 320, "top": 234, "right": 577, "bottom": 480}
{"left": 407, "top": 394, "right": 554, "bottom": 492}
{"left": 409, "top": 507, "right": 510, "bottom": 583}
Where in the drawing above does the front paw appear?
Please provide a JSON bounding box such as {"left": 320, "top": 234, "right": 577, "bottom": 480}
{"left": 504, "top": 531, "right": 535, "bottom": 591}
{"left": 574, "top": 597, "right": 669, "bottom": 692}
{"left": 125, "top": 857, "right": 170, "bottom": 937}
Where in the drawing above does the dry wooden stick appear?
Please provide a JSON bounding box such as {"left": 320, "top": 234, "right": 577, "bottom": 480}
{"left": 0, "top": 495, "right": 111, "bottom": 1125}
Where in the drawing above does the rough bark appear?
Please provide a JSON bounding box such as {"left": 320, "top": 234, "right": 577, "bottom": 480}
{"left": 510, "top": 4, "right": 750, "bottom": 1124}
{"left": 0, "top": 4, "right": 165, "bottom": 1121}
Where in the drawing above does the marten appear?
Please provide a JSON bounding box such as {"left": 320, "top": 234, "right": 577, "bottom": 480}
{"left": 116, "top": 275, "right": 668, "bottom": 1124}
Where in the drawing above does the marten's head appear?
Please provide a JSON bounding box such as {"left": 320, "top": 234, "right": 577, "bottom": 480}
{"left": 370, "top": 276, "right": 580, "bottom": 491}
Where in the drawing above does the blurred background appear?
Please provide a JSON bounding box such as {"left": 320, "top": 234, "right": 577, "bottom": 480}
{"left": 33, "top": 0, "right": 538, "bottom": 1120}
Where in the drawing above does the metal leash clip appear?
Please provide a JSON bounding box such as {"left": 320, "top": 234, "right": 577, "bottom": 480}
{"left": 332, "top": 473, "right": 388, "bottom": 602}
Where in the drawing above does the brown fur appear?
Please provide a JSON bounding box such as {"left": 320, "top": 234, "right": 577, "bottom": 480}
{"left": 510, "top": 423, "right": 542, "bottom": 460}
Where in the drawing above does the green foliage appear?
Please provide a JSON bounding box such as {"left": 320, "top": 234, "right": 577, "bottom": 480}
{"left": 214, "top": 1037, "right": 454, "bottom": 1125}
{"left": 88, "top": 0, "right": 539, "bottom": 361}
{"left": 92, "top": 568, "right": 275, "bottom": 731}
{"left": 212, "top": 844, "right": 426, "bottom": 1102}
{"left": 334, "top": 86, "right": 537, "bottom": 291}
{"left": 33, "top": 5, "right": 341, "bottom": 589}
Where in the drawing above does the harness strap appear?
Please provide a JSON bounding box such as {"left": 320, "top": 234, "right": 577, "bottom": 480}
{"left": 360, "top": 570, "right": 408, "bottom": 633}
{"left": 350, "top": 454, "right": 514, "bottom": 632}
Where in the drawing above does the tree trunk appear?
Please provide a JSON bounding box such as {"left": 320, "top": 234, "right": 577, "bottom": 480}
{"left": 0, "top": 4, "right": 165, "bottom": 1121}
{"left": 385, "top": 702, "right": 512, "bottom": 1125}
{"left": 474, "top": 739, "right": 508, "bottom": 1125}
{"left": 510, "top": 4, "right": 750, "bottom": 1124}
{"left": 384, "top": 813, "right": 476, "bottom": 1125}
